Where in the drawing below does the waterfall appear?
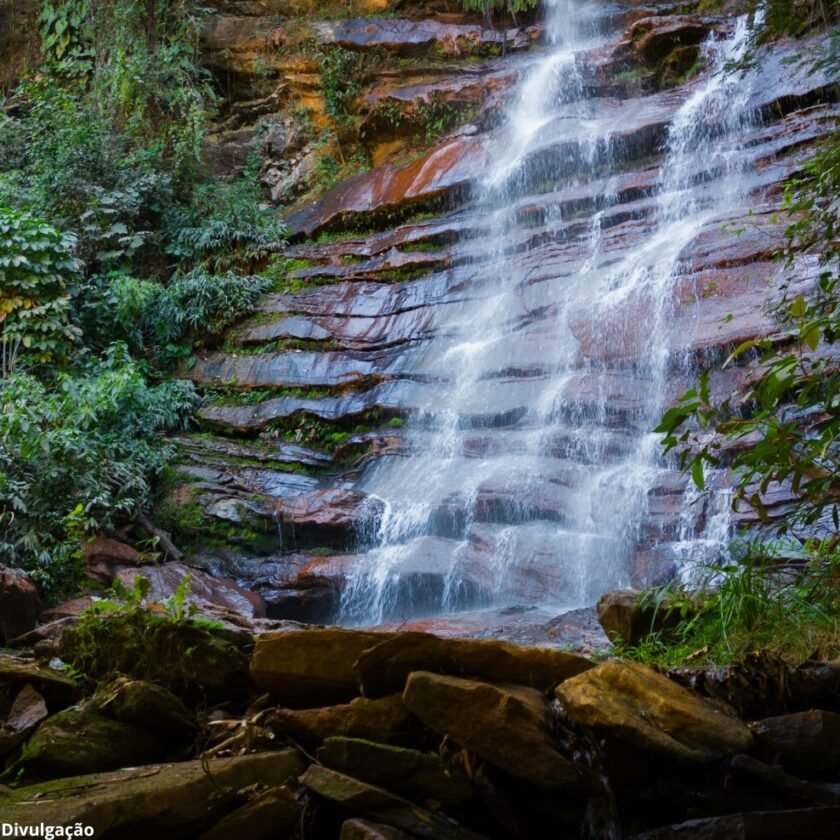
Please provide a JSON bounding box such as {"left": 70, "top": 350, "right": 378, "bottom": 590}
{"left": 338, "top": 2, "right": 763, "bottom": 626}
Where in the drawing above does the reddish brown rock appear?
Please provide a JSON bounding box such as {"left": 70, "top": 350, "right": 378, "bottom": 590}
{"left": 286, "top": 135, "right": 487, "bottom": 238}
{"left": 313, "top": 17, "right": 539, "bottom": 58}
{"left": 275, "top": 489, "right": 385, "bottom": 549}
{"left": 629, "top": 16, "right": 714, "bottom": 64}
{"left": 0, "top": 683, "right": 48, "bottom": 759}
{"left": 0, "top": 567, "right": 40, "bottom": 643}
{"left": 114, "top": 562, "right": 266, "bottom": 620}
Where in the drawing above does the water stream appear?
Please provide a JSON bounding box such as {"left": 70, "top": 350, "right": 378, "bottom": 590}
{"left": 338, "top": 1, "right": 763, "bottom": 625}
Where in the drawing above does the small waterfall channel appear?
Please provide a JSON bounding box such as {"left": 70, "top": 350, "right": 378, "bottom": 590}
{"left": 338, "top": 1, "right": 764, "bottom": 626}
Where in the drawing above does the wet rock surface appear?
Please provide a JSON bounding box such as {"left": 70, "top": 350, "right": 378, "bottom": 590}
{"left": 161, "top": 6, "right": 840, "bottom": 623}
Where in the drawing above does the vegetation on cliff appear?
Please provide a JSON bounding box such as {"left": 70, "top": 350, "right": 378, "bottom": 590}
{"left": 0, "top": 0, "right": 282, "bottom": 594}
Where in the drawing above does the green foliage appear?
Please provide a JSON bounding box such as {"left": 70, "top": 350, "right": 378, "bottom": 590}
{"left": 78, "top": 270, "right": 272, "bottom": 366}
{"left": 318, "top": 47, "right": 371, "bottom": 121}
{"left": 0, "top": 346, "right": 199, "bottom": 596}
{"left": 62, "top": 573, "right": 247, "bottom": 694}
{"left": 657, "top": 132, "right": 840, "bottom": 535}
{"left": 38, "top": 0, "right": 93, "bottom": 73}
{"left": 460, "top": 0, "right": 539, "bottom": 20}
{"left": 162, "top": 174, "right": 285, "bottom": 272}
{"left": 0, "top": 208, "right": 82, "bottom": 370}
{"left": 618, "top": 539, "right": 840, "bottom": 666}
{"left": 759, "top": 0, "right": 840, "bottom": 41}
{"left": 0, "top": 76, "right": 173, "bottom": 272}
{"left": 37, "top": 0, "right": 214, "bottom": 177}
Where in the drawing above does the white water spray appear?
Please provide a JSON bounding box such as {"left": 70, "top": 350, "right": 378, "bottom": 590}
{"left": 339, "top": 3, "right": 764, "bottom": 625}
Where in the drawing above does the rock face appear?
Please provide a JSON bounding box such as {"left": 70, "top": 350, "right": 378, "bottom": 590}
{"left": 556, "top": 660, "right": 754, "bottom": 763}
{"left": 403, "top": 671, "right": 588, "bottom": 789}
{"left": 156, "top": 0, "right": 840, "bottom": 627}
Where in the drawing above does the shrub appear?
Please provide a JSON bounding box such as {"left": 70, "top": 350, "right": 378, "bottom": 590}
{"left": 78, "top": 270, "right": 272, "bottom": 366}
{"left": 0, "top": 207, "right": 82, "bottom": 372}
{"left": 162, "top": 175, "right": 286, "bottom": 272}
{"left": 0, "top": 345, "right": 198, "bottom": 596}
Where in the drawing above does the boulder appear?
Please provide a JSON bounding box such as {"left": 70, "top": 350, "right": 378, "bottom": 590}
{"left": 0, "top": 567, "right": 40, "bottom": 643}
{"left": 668, "top": 651, "right": 797, "bottom": 719}
{"left": 299, "top": 765, "right": 486, "bottom": 840}
{"left": 356, "top": 631, "right": 593, "bottom": 698}
{"left": 0, "top": 683, "right": 48, "bottom": 759}
{"left": 114, "top": 562, "right": 267, "bottom": 620}
{"left": 250, "top": 628, "right": 392, "bottom": 706}
{"left": 261, "top": 693, "right": 414, "bottom": 744}
{"left": 59, "top": 613, "right": 251, "bottom": 703}
{"left": 94, "top": 677, "right": 196, "bottom": 738}
{"left": 0, "top": 656, "right": 82, "bottom": 709}
{"left": 198, "top": 785, "right": 300, "bottom": 840}
{"left": 341, "top": 819, "right": 414, "bottom": 840}
{"left": 596, "top": 588, "right": 684, "bottom": 645}
{"left": 630, "top": 807, "right": 840, "bottom": 839}
{"left": 318, "top": 737, "right": 473, "bottom": 806}
{"left": 0, "top": 751, "right": 305, "bottom": 834}
{"left": 753, "top": 710, "right": 840, "bottom": 776}
{"left": 403, "top": 672, "right": 588, "bottom": 790}
{"left": 7, "top": 709, "right": 165, "bottom": 783}
{"left": 725, "top": 754, "right": 840, "bottom": 808}
{"left": 555, "top": 660, "right": 753, "bottom": 763}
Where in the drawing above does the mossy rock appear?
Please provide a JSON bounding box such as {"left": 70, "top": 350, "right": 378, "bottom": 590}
{"left": 4, "top": 709, "right": 165, "bottom": 784}
{"left": 59, "top": 610, "right": 251, "bottom": 703}
{"left": 94, "top": 677, "right": 197, "bottom": 738}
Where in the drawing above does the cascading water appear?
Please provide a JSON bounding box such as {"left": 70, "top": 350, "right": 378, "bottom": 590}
{"left": 338, "top": 2, "right": 764, "bottom": 626}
